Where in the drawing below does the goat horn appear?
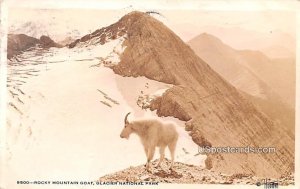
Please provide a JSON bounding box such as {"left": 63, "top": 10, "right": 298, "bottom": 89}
{"left": 124, "top": 112, "right": 131, "bottom": 124}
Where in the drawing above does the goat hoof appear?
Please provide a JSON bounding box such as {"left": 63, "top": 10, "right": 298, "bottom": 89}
{"left": 146, "top": 168, "right": 153, "bottom": 173}
{"left": 145, "top": 164, "right": 151, "bottom": 172}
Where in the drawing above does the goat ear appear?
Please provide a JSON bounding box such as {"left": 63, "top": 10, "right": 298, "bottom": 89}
{"left": 124, "top": 112, "right": 131, "bottom": 124}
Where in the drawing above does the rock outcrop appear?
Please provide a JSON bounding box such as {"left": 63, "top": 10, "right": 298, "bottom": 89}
{"left": 39, "top": 35, "right": 62, "bottom": 48}
{"left": 99, "top": 159, "right": 294, "bottom": 185}
{"left": 7, "top": 34, "right": 61, "bottom": 59}
{"left": 7, "top": 34, "right": 40, "bottom": 59}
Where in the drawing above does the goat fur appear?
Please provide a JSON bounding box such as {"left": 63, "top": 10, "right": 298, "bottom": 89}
{"left": 120, "top": 113, "right": 178, "bottom": 170}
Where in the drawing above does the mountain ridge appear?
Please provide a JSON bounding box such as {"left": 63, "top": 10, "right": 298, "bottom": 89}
{"left": 190, "top": 26, "right": 295, "bottom": 59}
{"left": 71, "top": 11, "right": 294, "bottom": 178}
{"left": 188, "top": 32, "right": 295, "bottom": 108}
{"left": 188, "top": 32, "right": 295, "bottom": 139}
{"left": 7, "top": 33, "right": 62, "bottom": 59}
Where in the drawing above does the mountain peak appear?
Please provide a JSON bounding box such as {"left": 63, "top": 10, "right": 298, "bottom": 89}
{"left": 191, "top": 32, "right": 223, "bottom": 44}
{"left": 68, "top": 11, "right": 158, "bottom": 48}
{"left": 121, "top": 11, "right": 147, "bottom": 19}
{"left": 199, "top": 32, "right": 213, "bottom": 37}
{"left": 188, "top": 32, "right": 237, "bottom": 56}
{"left": 119, "top": 11, "right": 160, "bottom": 23}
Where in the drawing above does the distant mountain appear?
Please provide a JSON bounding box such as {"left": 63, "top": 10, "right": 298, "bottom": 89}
{"left": 7, "top": 34, "right": 39, "bottom": 59}
{"left": 9, "top": 21, "right": 82, "bottom": 42}
{"left": 57, "top": 36, "right": 75, "bottom": 46}
{"left": 238, "top": 50, "right": 295, "bottom": 108}
{"left": 7, "top": 34, "right": 62, "bottom": 59}
{"left": 188, "top": 33, "right": 295, "bottom": 108}
{"left": 188, "top": 33, "right": 295, "bottom": 138}
{"left": 9, "top": 22, "right": 50, "bottom": 40}
{"left": 192, "top": 26, "right": 295, "bottom": 59}
{"left": 262, "top": 46, "right": 295, "bottom": 59}
{"left": 72, "top": 11, "right": 294, "bottom": 178}
{"left": 187, "top": 33, "right": 267, "bottom": 98}
{"left": 39, "top": 35, "right": 62, "bottom": 49}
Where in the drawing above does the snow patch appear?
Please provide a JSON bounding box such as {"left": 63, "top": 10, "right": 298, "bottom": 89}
{"left": 102, "top": 37, "right": 126, "bottom": 66}
{"left": 137, "top": 87, "right": 169, "bottom": 109}
{"left": 4, "top": 43, "right": 205, "bottom": 189}
{"left": 70, "top": 35, "right": 127, "bottom": 66}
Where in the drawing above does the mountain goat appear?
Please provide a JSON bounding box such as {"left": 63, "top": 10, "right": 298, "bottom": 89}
{"left": 120, "top": 112, "right": 178, "bottom": 171}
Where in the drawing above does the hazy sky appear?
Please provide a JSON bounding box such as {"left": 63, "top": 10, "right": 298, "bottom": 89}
{"left": 162, "top": 10, "right": 296, "bottom": 41}
{"left": 8, "top": 8, "right": 296, "bottom": 41}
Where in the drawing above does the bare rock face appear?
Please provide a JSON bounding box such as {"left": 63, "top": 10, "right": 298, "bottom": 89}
{"left": 149, "top": 86, "right": 192, "bottom": 121}
{"left": 68, "top": 18, "right": 128, "bottom": 48}
{"left": 7, "top": 34, "right": 62, "bottom": 59}
{"left": 73, "top": 11, "right": 294, "bottom": 178}
{"left": 39, "top": 35, "right": 62, "bottom": 48}
{"left": 7, "top": 34, "right": 40, "bottom": 59}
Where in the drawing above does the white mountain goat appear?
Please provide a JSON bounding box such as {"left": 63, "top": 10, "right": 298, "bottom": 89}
{"left": 120, "top": 112, "right": 178, "bottom": 171}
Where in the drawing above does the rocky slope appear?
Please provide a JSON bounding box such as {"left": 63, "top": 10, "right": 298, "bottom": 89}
{"left": 7, "top": 34, "right": 62, "bottom": 59}
{"left": 238, "top": 50, "right": 295, "bottom": 107}
{"left": 99, "top": 159, "right": 294, "bottom": 185}
{"left": 39, "top": 35, "right": 62, "bottom": 48}
{"left": 188, "top": 33, "right": 295, "bottom": 108}
{"left": 7, "top": 34, "right": 39, "bottom": 59}
{"left": 71, "top": 11, "right": 294, "bottom": 178}
{"left": 262, "top": 45, "right": 295, "bottom": 59}
{"left": 187, "top": 33, "right": 267, "bottom": 98}
{"left": 187, "top": 33, "right": 295, "bottom": 137}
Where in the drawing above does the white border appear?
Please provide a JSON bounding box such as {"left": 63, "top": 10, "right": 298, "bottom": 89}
{"left": 0, "top": 1, "right": 299, "bottom": 189}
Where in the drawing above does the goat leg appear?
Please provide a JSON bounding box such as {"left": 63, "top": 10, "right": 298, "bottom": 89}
{"left": 146, "top": 147, "right": 155, "bottom": 171}
{"left": 155, "top": 146, "right": 166, "bottom": 168}
{"left": 168, "top": 139, "right": 177, "bottom": 170}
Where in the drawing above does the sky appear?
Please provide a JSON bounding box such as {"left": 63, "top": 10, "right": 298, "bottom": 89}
{"left": 7, "top": 8, "right": 296, "bottom": 40}
{"left": 3, "top": 0, "right": 298, "bottom": 52}
{"left": 162, "top": 10, "right": 296, "bottom": 41}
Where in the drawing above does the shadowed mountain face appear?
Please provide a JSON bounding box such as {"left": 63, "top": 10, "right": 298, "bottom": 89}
{"left": 71, "top": 11, "right": 294, "bottom": 178}
{"left": 193, "top": 26, "right": 296, "bottom": 59}
{"left": 237, "top": 50, "right": 295, "bottom": 108}
{"left": 262, "top": 46, "right": 295, "bottom": 59}
{"left": 7, "top": 34, "right": 62, "bottom": 59}
{"left": 39, "top": 35, "right": 62, "bottom": 49}
{"left": 7, "top": 34, "right": 40, "bottom": 59}
{"left": 187, "top": 33, "right": 295, "bottom": 138}
{"left": 188, "top": 33, "right": 295, "bottom": 107}
{"left": 188, "top": 33, "right": 267, "bottom": 98}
